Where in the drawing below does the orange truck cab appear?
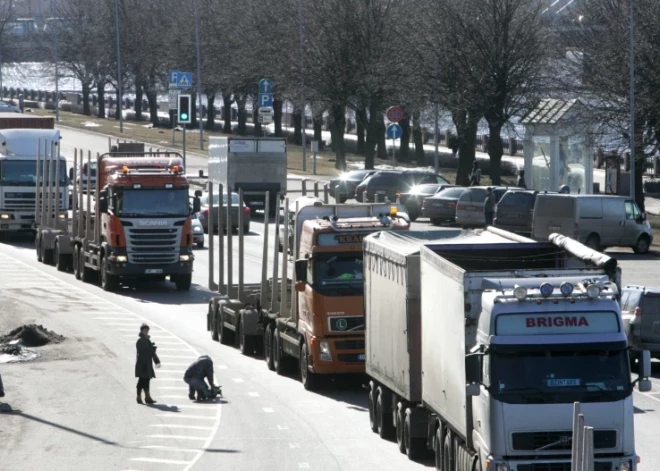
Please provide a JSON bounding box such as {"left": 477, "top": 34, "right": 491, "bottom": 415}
{"left": 94, "top": 155, "right": 194, "bottom": 289}
{"left": 272, "top": 202, "right": 410, "bottom": 390}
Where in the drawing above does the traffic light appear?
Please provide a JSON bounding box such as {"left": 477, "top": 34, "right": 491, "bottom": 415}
{"left": 178, "top": 94, "right": 191, "bottom": 124}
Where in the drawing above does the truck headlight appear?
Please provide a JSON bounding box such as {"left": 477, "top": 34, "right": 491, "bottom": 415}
{"left": 179, "top": 254, "right": 191, "bottom": 262}
{"left": 193, "top": 226, "right": 202, "bottom": 233}
{"left": 116, "top": 255, "right": 127, "bottom": 263}
{"left": 319, "top": 341, "right": 332, "bottom": 361}
{"left": 0, "top": 214, "right": 9, "bottom": 219}
{"left": 621, "top": 460, "right": 633, "bottom": 471}
{"left": 58, "top": 213, "right": 66, "bottom": 219}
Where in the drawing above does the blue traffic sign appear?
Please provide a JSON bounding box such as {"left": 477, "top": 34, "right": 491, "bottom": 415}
{"left": 386, "top": 123, "right": 403, "bottom": 140}
{"left": 259, "top": 78, "right": 273, "bottom": 93}
{"left": 258, "top": 93, "right": 273, "bottom": 108}
{"left": 169, "top": 70, "right": 193, "bottom": 89}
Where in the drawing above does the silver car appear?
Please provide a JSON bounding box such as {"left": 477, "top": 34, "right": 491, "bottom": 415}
{"left": 191, "top": 213, "right": 204, "bottom": 248}
{"left": 198, "top": 191, "right": 251, "bottom": 234}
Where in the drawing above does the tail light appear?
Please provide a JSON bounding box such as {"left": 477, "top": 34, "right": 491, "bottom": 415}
{"left": 449, "top": 202, "right": 456, "bottom": 209}
{"left": 243, "top": 206, "right": 250, "bottom": 215}
{"left": 634, "top": 307, "right": 641, "bottom": 318}
{"left": 203, "top": 208, "right": 209, "bottom": 216}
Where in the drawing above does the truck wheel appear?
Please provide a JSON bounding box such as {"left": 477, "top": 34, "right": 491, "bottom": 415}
{"left": 80, "top": 251, "right": 96, "bottom": 284}
{"left": 36, "top": 233, "right": 42, "bottom": 262}
{"left": 175, "top": 274, "right": 192, "bottom": 291}
{"left": 42, "top": 239, "right": 54, "bottom": 265}
{"left": 73, "top": 246, "right": 81, "bottom": 280}
{"left": 368, "top": 385, "right": 379, "bottom": 433}
{"left": 443, "top": 433, "right": 453, "bottom": 471}
{"left": 396, "top": 405, "right": 407, "bottom": 454}
{"left": 434, "top": 427, "right": 442, "bottom": 470}
{"left": 376, "top": 391, "right": 394, "bottom": 439}
{"left": 218, "top": 301, "right": 234, "bottom": 345}
{"left": 405, "top": 409, "right": 427, "bottom": 461}
{"left": 100, "top": 256, "right": 118, "bottom": 292}
{"left": 264, "top": 324, "right": 275, "bottom": 370}
{"left": 238, "top": 316, "right": 254, "bottom": 356}
{"left": 274, "top": 332, "right": 288, "bottom": 376}
{"left": 210, "top": 301, "right": 219, "bottom": 341}
{"left": 300, "top": 342, "right": 317, "bottom": 391}
{"left": 196, "top": 240, "right": 204, "bottom": 249}
{"left": 55, "top": 242, "right": 67, "bottom": 272}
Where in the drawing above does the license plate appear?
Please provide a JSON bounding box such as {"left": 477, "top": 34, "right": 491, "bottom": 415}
{"left": 358, "top": 354, "right": 366, "bottom": 361}
{"left": 548, "top": 225, "right": 561, "bottom": 231}
{"left": 433, "top": 202, "right": 442, "bottom": 207}
{"left": 251, "top": 201, "right": 264, "bottom": 206}
{"left": 145, "top": 268, "right": 163, "bottom": 274}
{"left": 376, "top": 191, "right": 386, "bottom": 195}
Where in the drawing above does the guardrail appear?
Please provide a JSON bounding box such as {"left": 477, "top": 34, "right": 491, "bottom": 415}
{"left": 571, "top": 402, "right": 595, "bottom": 471}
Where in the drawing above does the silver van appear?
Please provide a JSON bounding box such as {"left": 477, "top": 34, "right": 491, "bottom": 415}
{"left": 532, "top": 194, "right": 653, "bottom": 253}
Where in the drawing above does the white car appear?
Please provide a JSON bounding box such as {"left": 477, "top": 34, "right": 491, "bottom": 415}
{"left": 191, "top": 213, "right": 204, "bottom": 248}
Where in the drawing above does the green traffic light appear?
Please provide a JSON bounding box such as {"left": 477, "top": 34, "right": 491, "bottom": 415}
{"left": 181, "top": 113, "right": 188, "bottom": 120}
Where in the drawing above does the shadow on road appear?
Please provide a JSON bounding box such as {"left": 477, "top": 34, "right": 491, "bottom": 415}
{"left": 15, "top": 411, "right": 119, "bottom": 445}
{"left": 605, "top": 250, "right": 660, "bottom": 261}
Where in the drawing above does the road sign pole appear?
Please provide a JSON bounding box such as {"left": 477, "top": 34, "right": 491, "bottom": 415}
{"left": 391, "top": 137, "right": 395, "bottom": 164}
{"left": 183, "top": 126, "right": 187, "bottom": 170}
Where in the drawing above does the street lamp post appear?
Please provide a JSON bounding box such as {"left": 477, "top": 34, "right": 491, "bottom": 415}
{"left": 298, "top": 0, "right": 307, "bottom": 172}
{"left": 433, "top": 60, "right": 439, "bottom": 174}
{"left": 193, "top": 0, "right": 204, "bottom": 150}
{"left": 629, "top": 0, "right": 636, "bottom": 200}
{"left": 114, "top": 0, "right": 123, "bottom": 133}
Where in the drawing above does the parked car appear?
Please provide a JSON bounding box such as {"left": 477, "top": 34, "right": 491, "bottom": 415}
{"left": 455, "top": 186, "right": 517, "bottom": 227}
{"left": 198, "top": 191, "right": 251, "bottom": 234}
{"left": 191, "top": 213, "right": 204, "bottom": 248}
{"left": 0, "top": 100, "right": 21, "bottom": 113}
{"left": 279, "top": 195, "right": 323, "bottom": 253}
{"left": 328, "top": 169, "right": 376, "bottom": 203}
{"left": 354, "top": 170, "right": 449, "bottom": 203}
{"left": 493, "top": 189, "right": 548, "bottom": 235}
{"left": 621, "top": 285, "right": 660, "bottom": 365}
{"left": 531, "top": 194, "right": 653, "bottom": 253}
{"left": 399, "top": 183, "right": 454, "bottom": 221}
{"left": 422, "top": 186, "right": 467, "bottom": 225}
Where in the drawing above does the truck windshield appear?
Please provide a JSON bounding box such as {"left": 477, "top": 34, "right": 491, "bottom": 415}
{"left": 314, "top": 253, "right": 364, "bottom": 286}
{"left": 490, "top": 347, "right": 630, "bottom": 404}
{"left": 116, "top": 188, "right": 189, "bottom": 218}
{"left": 0, "top": 159, "right": 68, "bottom": 186}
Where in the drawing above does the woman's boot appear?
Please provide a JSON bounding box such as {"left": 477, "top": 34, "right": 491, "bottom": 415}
{"left": 136, "top": 388, "right": 144, "bottom": 404}
{"left": 145, "top": 390, "right": 156, "bottom": 404}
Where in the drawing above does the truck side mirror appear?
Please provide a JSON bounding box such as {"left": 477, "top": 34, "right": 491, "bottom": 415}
{"left": 465, "top": 353, "right": 482, "bottom": 385}
{"left": 638, "top": 379, "right": 652, "bottom": 393}
{"left": 295, "top": 259, "right": 307, "bottom": 283}
{"left": 68, "top": 168, "right": 73, "bottom": 180}
{"left": 640, "top": 349, "right": 652, "bottom": 378}
{"left": 194, "top": 190, "right": 203, "bottom": 197}
{"left": 193, "top": 197, "right": 201, "bottom": 213}
{"left": 99, "top": 190, "right": 108, "bottom": 213}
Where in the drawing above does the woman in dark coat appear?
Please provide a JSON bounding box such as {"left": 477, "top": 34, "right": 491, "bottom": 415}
{"left": 135, "top": 323, "right": 160, "bottom": 404}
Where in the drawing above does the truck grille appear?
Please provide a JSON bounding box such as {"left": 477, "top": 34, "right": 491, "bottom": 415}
{"left": 126, "top": 227, "right": 181, "bottom": 264}
{"left": 3, "top": 192, "right": 64, "bottom": 212}
{"left": 512, "top": 430, "right": 616, "bottom": 451}
{"left": 337, "top": 353, "right": 365, "bottom": 363}
{"left": 517, "top": 463, "right": 611, "bottom": 471}
{"left": 328, "top": 316, "right": 364, "bottom": 332}
{"left": 335, "top": 340, "right": 365, "bottom": 350}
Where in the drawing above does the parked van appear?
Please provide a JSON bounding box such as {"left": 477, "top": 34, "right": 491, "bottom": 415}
{"left": 455, "top": 186, "right": 517, "bottom": 227}
{"left": 532, "top": 194, "right": 653, "bottom": 253}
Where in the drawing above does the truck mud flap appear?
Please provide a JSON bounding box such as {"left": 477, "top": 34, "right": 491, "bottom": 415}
{"left": 55, "top": 234, "right": 73, "bottom": 255}
{"left": 239, "top": 308, "right": 263, "bottom": 336}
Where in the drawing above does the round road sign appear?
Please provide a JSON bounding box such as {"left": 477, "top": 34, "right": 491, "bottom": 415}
{"left": 386, "top": 123, "right": 403, "bottom": 140}
{"left": 386, "top": 106, "right": 404, "bottom": 123}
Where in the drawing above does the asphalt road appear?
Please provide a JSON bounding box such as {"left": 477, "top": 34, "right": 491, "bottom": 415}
{"left": 2, "top": 126, "right": 659, "bottom": 470}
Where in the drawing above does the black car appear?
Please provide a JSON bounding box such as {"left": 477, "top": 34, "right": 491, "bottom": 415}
{"left": 400, "top": 183, "right": 457, "bottom": 221}
{"left": 355, "top": 170, "right": 450, "bottom": 203}
{"left": 422, "top": 186, "right": 467, "bottom": 225}
{"left": 328, "top": 169, "right": 376, "bottom": 203}
{"left": 494, "top": 190, "right": 549, "bottom": 235}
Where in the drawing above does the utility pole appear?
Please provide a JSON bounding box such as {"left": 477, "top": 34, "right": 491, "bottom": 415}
{"left": 629, "top": 0, "right": 636, "bottom": 200}
{"left": 433, "top": 60, "right": 439, "bottom": 174}
{"left": 298, "top": 0, "right": 307, "bottom": 171}
{"left": 193, "top": 0, "right": 204, "bottom": 150}
{"left": 114, "top": 0, "right": 123, "bottom": 133}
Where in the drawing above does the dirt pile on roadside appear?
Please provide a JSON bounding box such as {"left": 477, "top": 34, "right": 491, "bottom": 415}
{"left": 0, "top": 324, "right": 65, "bottom": 347}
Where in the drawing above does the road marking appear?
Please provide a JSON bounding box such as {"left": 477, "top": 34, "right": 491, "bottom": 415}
{"left": 159, "top": 394, "right": 191, "bottom": 398}
{"left": 0, "top": 251, "right": 224, "bottom": 471}
{"left": 217, "top": 365, "right": 228, "bottom": 370}
{"left": 158, "top": 354, "right": 197, "bottom": 359}
{"left": 105, "top": 322, "right": 140, "bottom": 326}
{"left": 635, "top": 390, "right": 660, "bottom": 404}
{"left": 131, "top": 457, "right": 191, "bottom": 465}
{"left": 156, "top": 414, "right": 217, "bottom": 421}
{"left": 95, "top": 317, "right": 137, "bottom": 320}
{"left": 157, "top": 348, "right": 195, "bottom": 352}
{"left": 289, "top": 443, "right": 300, "bottom": 449}
{"left": 162, "top": 403, "right": 222, "bottom": 410}
{"left": 299, "top": 463, "right": 310, "bottom": 469}
{"left": 156, "top": 386, "right": 189, "bottom": 391}
{"left": 154, "top": 378, "right": 185, "bottom": 382}
{"left": 153, "top": 341, "right": 185, "bottom": 345}
{"left": 277, "top": 425, "right": 289, "bottom": 430}
{"left": 154, "top": 370, "right": 185, "bottom": 374}
{"left": 248, "top": 392, "right": 260, "bottom": 397}
{"left": 147, "top": 435, "right": 208, "bottom": 441}
{"left": 140, "top": 445, "right": 201, "bottom": 453}
{"left": 232, "top": 378, "right": 244, "bottom": 383}
{"left": 263, "top": 407, "right": 274, "bottom": 413}
{"left": 151, "top": 424, "right": 214, "bottom": 431}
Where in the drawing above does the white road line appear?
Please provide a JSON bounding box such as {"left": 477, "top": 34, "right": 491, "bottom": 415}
{"left": 152, "top": 341, "right": 185, "bottom": 345}
{"left": 263, "top": 407, "right": 274, "bottom": 413}
{"left": 248, "top": 392, "right": 260, "bottom": 397}
{"left": 130, "top": 457, "right": 191, "bottom": 465}
{"left": 0, "top": 251, "right": 224, "bottom": 471}
{"left": 635, "top": 390, "right": 660, "bottom": 404}
{"left": 156, "top": 387, "right": 189, "bottom": 391}
{"left": 289, "top": 443, "right": 300, "bottom": 449}
{"left": 159, "top": 394, "right": 192, "bottom": 398}
{"left": 94, "top": 317, "right": 137, "bottom": 320}
{"left": 157, "top": 348, "right": 195, "bottom": 352}
{"left": 154, "top": 378, "right": 185, "bottom": 382}
{"left": 140, "top": 445, "right": 201, "bottom": 453}
{"left": 299, "top": 463, "right": 310, "bottom": 469}
{"left": 216, "top": 365, "right": 228, "bottom": 369}
{"left": 162, "top": 403, "right": 221, "bottom": 410}
{"left": 153, "top": 370, "right": 184, "bottom": 374}
{"left": 147, "top": 435, "right": 208, "bottom": 441}
{"left": 105, "top": 323, "right": 140, "bottom": 326}
{"left": 156, "top": 414, "right": 216, "bottom": 421}
{"left": 150, "top": 424, "right": 214, "bottom": 431}
{"left": 232, "top": 378, "right": 244, "bottom": 383}
{"left": 277, "top": 425, "right": 289, "bottom": 430}
{"left": 158, "top": 354, "right": 197, "bottom": 359}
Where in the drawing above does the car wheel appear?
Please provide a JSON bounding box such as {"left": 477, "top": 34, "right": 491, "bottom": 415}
{"left": 633, "top": 235, "right": 650, "bottom": 254}
{"left": 585, "top": 234, "right": 601, "bottom": 252}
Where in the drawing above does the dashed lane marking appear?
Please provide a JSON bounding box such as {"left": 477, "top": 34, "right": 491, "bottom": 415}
{"left": 156, "top": 414, "right": 216, "bottom": 421}
{"left": 263, "top": 408, "right": 274, "bottom": 413}
{"left": 232, "top": 378, "right": 244, "bottom": 383}
{"left": 140, "top": 446, "right": 202, "bottom": 453}
{"left": 248, "top": 392, "right": 260, "bottom": 397}
{"left": 0, "top": 252, "right": 223, "bottom": 471}
{"left": 277, "top": 425, "right": 289, "bottom": 430}
{"left": 150, "top": 424, "right": 214, "bottom": 431}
